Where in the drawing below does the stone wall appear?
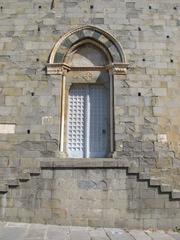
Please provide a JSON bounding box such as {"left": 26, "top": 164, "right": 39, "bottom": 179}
{"left": 0, "top": 0, "right": 179, "bottom": 165}
{"left": 0, "top": 168, "right": 180, "bottom": 230}
{"left": 0, "top": 0, "right": 180, "bottom": 228}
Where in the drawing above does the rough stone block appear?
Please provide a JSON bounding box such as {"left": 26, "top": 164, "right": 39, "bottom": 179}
{"left": 0, "top": 157, "right": 9, "bottom": 167}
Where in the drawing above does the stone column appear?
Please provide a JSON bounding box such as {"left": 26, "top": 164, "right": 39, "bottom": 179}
{"left": 111, "top": 64, "right": 128, "bottom": 157}
{"left": 59, "top": 74, "right": 66, "bottom": 152}
{"left": 47, "top": 63, "right": 71, "bottom": 156}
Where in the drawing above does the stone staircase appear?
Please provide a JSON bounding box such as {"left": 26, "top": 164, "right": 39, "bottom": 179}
{"left": 0, "top": 168, "right": 41, "bottom": 194}
{"left": 0, "top": 157, "right": 180, "bottom": 200}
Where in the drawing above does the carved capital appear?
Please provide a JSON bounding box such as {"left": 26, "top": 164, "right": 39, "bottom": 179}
{"left": 47, "top": 63, "right": 71, "bottom": 75}
{"left": 112, "top": 63, "right": 129, "bottom": 75}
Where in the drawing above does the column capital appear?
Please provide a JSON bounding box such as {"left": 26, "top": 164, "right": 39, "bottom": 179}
{"left": 111, "top": 63, "right": 129, "bottom": 75}
{"left": 46, "top": 63, "right": 71, "bottom": 75}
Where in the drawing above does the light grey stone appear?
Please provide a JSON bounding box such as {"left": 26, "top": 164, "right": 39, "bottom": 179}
{"left": 89, "top": 228, "right": 109, "bottom": 240}
{"left": 0, "top": 0, "right": 179, "bottom": 230}
{"left": 0, "top": 227, "right": 26, "bottom": 240}
{"left": 145, "top": 230, "right": 175, "bottom": 240}
{"left": 70, "top": 230, "right": 90, "bottom": 240}
{"left": 47, "top": 227, "right": 70, "bottom": 240}
{"left": 105, "top": 229, "right": 135, "bottom": 240}
{"left": 129, "top": 230, "right": 151, "bottom": 240}
{"left": 168, "top": 231, "right": 180, "bottom": 240}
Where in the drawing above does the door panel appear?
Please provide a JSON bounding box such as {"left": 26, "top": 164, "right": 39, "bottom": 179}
{"left": 67, "top": 86, "right": 87, "bottom": 158}
{"left": 67, "top": 84, "right": 109, "bottom": 158}
{"left": 89, "top": 85, "right": 108, "bottom": 157}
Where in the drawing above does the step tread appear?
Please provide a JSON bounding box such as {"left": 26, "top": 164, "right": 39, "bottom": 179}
{"left": 150, "top": 178, "right": 161, "bottom": 186}
{"left": 0, "top": 183, "right": 8, "bottom": 193}
{"left": 172, "top": 190, "right": 180, "bottom": 199}
{"left": 7, "top": 179, "right": 19, "bottom": 187}
{"left": 139, "top": 172, "right": 150, "bottom": 180}
{"left": 160, "top": 184, "right": 172, "bottom": 193}
{"left": 30, "top": 168, "right": 41, "bottom": 175}
{"left": 18, "top": 171, "right": 31, "bottom": 180}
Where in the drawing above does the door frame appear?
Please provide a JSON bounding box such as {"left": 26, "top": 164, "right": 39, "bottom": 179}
{"left": 47, "top": 26, "right": 128, "bottom": 158}
{"left": 59, "top": 38, "right": 115, "bottom": 158}
{"left": 63, "top": 67, "right": 113, "bottom": 158}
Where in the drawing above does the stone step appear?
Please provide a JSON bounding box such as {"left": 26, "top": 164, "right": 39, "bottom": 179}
{"left": 40, "top": 159, "right": 180, "bottom": 200}
{"left": 139, "top": 172, "right": 150, "bottom": 180}
{"left": 30, "top": 168, "right": 41, "bottom": 176}
{"left": 149, "top": 178, "right": 161, "bottom": 186}
{"left": 0, "top": 159, "right": 178, "bottom": 203}
{"left": 171, "top": 190, "right": 180, "bottom": 200}
{"left": 7, "top": 179, "right": 19, "bottom": 187}
{"left": 18, "top": 172, "right": 31, "bottom": 181}
{"left": 127, "top": 167, "right": 139, "bottom": 174}
{"left": 133, "top": 170, "right": 178, "bottom": 200}
{"left": 0, "top": 183, "right": 8, "bottom": 193}
{"left": 40, "top": 158, "right": 130, "bottom": 169}
{"left": 160, "top": 184, "right": 172, "bottom": 193}
{"left": 116, "top": 158, "right": 130, "bottom": 168}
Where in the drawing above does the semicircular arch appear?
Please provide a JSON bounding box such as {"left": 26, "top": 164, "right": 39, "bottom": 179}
{"left": 49, "top": 25, "right": 126, "bottom": 64}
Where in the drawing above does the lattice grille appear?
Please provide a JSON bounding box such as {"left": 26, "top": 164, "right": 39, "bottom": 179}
{"left": 67, "top": 86, "right": 86, "bottom": 157}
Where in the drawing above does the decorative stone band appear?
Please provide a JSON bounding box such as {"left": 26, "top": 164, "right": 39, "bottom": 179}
{"left": 46, "top": 63, "right": 128, "bottom": 75}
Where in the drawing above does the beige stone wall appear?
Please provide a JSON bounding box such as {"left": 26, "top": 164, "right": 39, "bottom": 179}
{"left": 0, "top": 0, "right": 180, "bottom": 228}
{"left": 0, "top": 0, "right": 179, "bottom": 166}
{"left": 0, "top": 168, "right": 180, "bottom": 229}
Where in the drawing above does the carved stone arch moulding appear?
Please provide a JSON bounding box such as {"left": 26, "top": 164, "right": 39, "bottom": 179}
{"left": 47, "top": 25, "right": 128, "bottom": 75}
{"left": 46, "top": 26, "right": 128, "bottom": 154}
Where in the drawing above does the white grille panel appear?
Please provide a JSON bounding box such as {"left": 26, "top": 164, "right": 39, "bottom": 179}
{"left": 67, "top": 86, "right": 86, "bottom": 158}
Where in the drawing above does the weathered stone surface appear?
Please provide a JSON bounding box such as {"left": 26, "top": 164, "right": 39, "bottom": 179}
{"left": 105, "top": 228, "right": 135, "bottom": 240}
{"left": 168, "top": 231, "right": 180, "bottom": 240}
{"left": 89, "top": 228, "right": 109, "bottom": 240}
{"left": 0, "top": 167, "right": 179, "bottom": 228}
{"left": 0, "top": 0, "right": 180, "bottom": 230}
{"left": 0, "top": 223, "right": 180, "bottom": 240}
{"left": 70, "top": 228, "right": 91, "bottom": 240}
{"left": 129, "top": 230, "right": 151, "bottom": 240}
{"left": 145, "top": 230, "right": 175, "bottom": 240}
{"left": 0, "top": 157, "right": 9, "bottom": 167}
{"left": 0, "top": 225, "right": 27, "bottom": 240}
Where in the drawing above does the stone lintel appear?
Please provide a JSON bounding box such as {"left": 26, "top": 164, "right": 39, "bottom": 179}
{"left": 47, "top": 63, "right": 129, "bottom": 75}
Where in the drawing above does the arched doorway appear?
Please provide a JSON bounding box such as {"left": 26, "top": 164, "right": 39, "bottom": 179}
{"left": 47, "top": 26, "right": 128, "bottom": 158}
{"left": 66, "top": 42, "right": 110, "bottom": 158}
